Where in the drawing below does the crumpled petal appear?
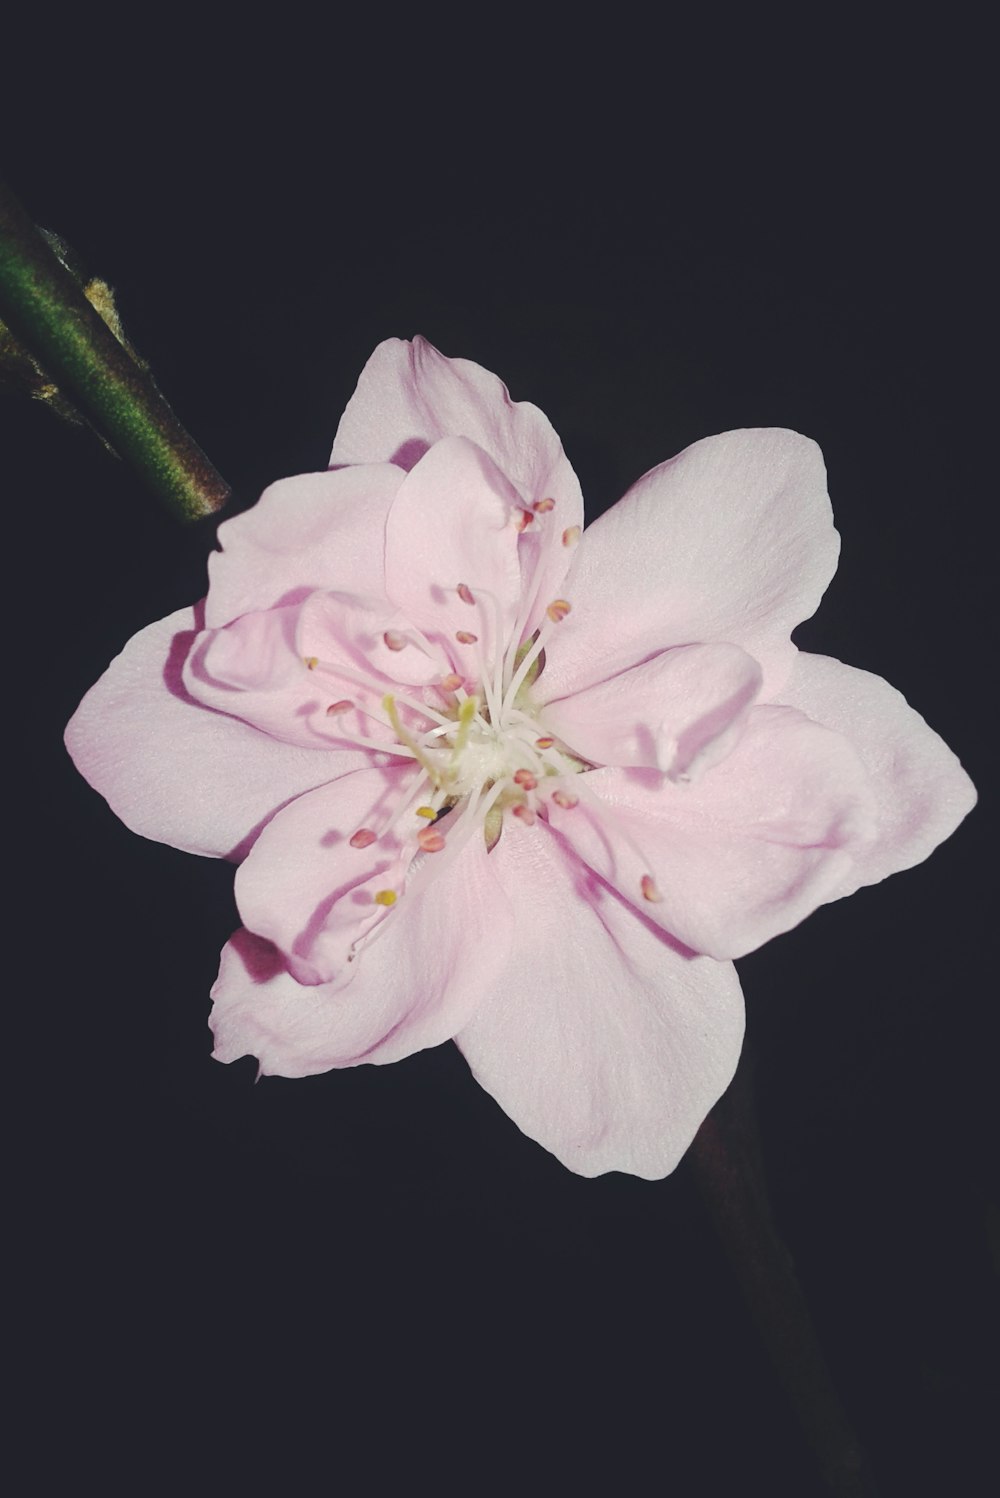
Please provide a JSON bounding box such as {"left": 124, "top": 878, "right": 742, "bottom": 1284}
{"left": 185, "top": 602, "right": 331, "bottom": 749}
{"left": 454, "top": 816, "right": 745, "bottom": 1179}
{"left": 65, "top": 606, "right": 367, "bottom": 860}
{"left": 546, "top": 706, "right": 877, "bottom": 960}
{"left": 234, "top": 765, "right": 419, "bottom": 985}
{"left": 212, "top": 831, "right": 514, "bottom": 1075}
{"left": 538, "top": 428, "right": 838, "bottom": 702}
{"left": 772, "top": 652, "right": 977, "bottom": 895}
{"left": 205, "top": 464, "right": 404, "bottom": 630}
{"left": 538, "top": 642, "right": 762, "bottom": 776}
{"left": 186, "top": 590, "right": 443, "bottom": 750}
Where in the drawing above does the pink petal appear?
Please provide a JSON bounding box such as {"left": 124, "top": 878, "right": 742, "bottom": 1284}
{"left": 772, "top": 652, "right": 977, "bottom": 894}
{"left": 547, "top": 706, "right": 877, "bottom": 960}
{"left": 204, "top": 464, "right": 405, "bottom": 630}
{"left": 383, "top": 436, "right": 523, "bottom": 665}
{"left": 299, "top": 589, "right": 440, "bottom": 688}
{"left": 331, "top": 337, "right": 584, "bottom": 637}
{"left": 212, "top": 833, "right": 513, "bottom": 1076}
{"left": 538, "top": 642, "right": 762, "bottom": 775}
{"left": 539, "top": 429, "right": 838, "bottom": 702}
{"left": 184, "top": 602, "right": 333, "bottom": 749}
{"left": 234, "top": 765, "right": 425, "bottom": 985}
{"left": 65, "top": 607, "right": 367, "bottom": 859}
{"left": 185, "top": 592, "right": 441, "bottom": 748}
{"left": 330, "top": 335, "right": 583, "bottom": 514}
{"left": 454, "top": 816, "right": 745, "bottom": 1179}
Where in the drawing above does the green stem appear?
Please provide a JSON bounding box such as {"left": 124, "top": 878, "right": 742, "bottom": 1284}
{"left": 0, "top": 179, "right": 229, "bottom": 522}
{"left": 688, "top": 1058, "right": 881, "bottom": 1497}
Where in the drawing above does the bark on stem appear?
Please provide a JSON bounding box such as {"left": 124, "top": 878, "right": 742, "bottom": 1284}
{"left": 0, "top": 179, "right": 229, "bottom": 523}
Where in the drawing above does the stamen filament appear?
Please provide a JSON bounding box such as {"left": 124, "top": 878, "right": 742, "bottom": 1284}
{"left": 502, "top": 617, "right": 558, "bottom": 714}
{"left": 447, "top": 694, "right": 480, "bottom": 773}
{"left": 383, "top": 694, "right": 443, "bottom": 785}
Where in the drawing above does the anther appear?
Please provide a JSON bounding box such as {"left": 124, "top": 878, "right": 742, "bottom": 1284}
{"left": 383, "top": 630, "right": 407, "bottom": 652}
{"left": 562, "top": 526, "right": 581, "bottom": 547}
{"left": 455, "top": 630, "right": 478, "bottom": 645}
{"left": 533, "top": 497, "right": 556, "bottom": 513}
{"left": 551, "top": 789, "right": 579, "bottom": 809}
{"left": 374, "top": 889, "right": 398, "bottom": 907}
{"left": 546, "top": 599, "right": 572, "bottom": 623}
{"left": 513, "top": 769, "right": 537, "bottom": 790}
{"left": 440, "top": 672, "right": 463, "bottom": 691}
{"left": 512, "top": 804, "right": 536, "bottom": 826}
{"left": 349, "top": 828, "right": 377, "bottom": 849}
{"left": 457, "top": 583, "right": 475, "bottom": 605}
{"left": 415, "top": 806, "right": 437, "bottom": 820}
{"left": 326, "top": 699, "right": 354, "bottom": 716}
{"left": 640, "top": 874, "right": 663, "bottom": 903}
{"left": 417, "top": 828, "right": 446, "bottom": 853}
{"left": 535, "top": 736, "right": 554, "bottom": 749}
{"left": 303, "top": 656, "right": 319, "bottom": 669}
{"left": 513, "top": 509, "right": 534, "bottom": 531}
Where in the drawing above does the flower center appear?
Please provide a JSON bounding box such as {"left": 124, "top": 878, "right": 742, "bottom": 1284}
{"left": 305, "top": 578, "right": 586, "bottom": 922}
{"left": 379, "top": 602, "right": 585, "bottom": 827}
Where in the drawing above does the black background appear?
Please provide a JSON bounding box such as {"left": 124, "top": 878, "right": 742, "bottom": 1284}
{"left": 6, "top": 23, "right": 994, "bottom": 1497}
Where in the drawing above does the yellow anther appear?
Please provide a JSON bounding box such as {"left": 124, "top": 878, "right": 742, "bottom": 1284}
{"left": 374, "top": 889, "right": 397, "bottom": 907}
{"left": 416, "top": 806, "right": 437, "bottom": 819}
{"left": 641, "top": 874, "right": 663, "bottom": 904}
{"left": 304, "top": 656, "right": 319, "bottom": 670}
{"left": 533, "top": 497, "right": 556, "bottom": 513}
{"left": 546, "top": 599, "right": 572, "bottom": 623}
{"left": 535, "top": 736, "right": 555, "bottom": 749}
{"left": 562, "top": 526, "right": 581, "bottom": 547}
{"left": 455, "top": 630, "right": 478, "bottom": 645}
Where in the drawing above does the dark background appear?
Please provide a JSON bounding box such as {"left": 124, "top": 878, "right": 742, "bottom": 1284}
{"left": 6, "top": 24, "right": 994, "bottom": 1497}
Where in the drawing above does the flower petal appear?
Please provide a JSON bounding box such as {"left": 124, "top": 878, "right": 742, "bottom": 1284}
{"left": 547, "top": 706, "right": 877, "bottom": 960}
{"left": 454, "top": 817, "right": 745, "bottom": 1179}
{"left": 540, "top": 429, "right": 838, "bottom": 701}
{"left": 772, "top": 652, "right": 977, "bottom": 894}
{"left": 538, "top": 642, "right": 762, "bottom": 775}
{"left": 383, "top": 436, "right": 523, "bottom": 666}
{"left": 185, "top": 602, "right": 333, "bottom": 749}
{"left": 212, "top": 832, "right": 513, "bottom": 1075}
{"left": 234, "top": 765, "right": 423, "bottom": 985}
{"left": 330, "top": 336, "right": 583, "bottom": 515}
{"left": 332, "top": 337, "right": 584, "bottom": 638}
{"left": 185, "top": 591, "right": 441, "bottom": 748}
{"left": 205, "top": 464, "right": 405, "bottom": 630}
{"left": 64, "top": 607, "right": 366, "bottom": 859}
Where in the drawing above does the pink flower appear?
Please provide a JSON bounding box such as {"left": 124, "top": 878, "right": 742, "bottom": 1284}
{"left": 65, "top": 338, "right": 976, "bottom": 1179}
